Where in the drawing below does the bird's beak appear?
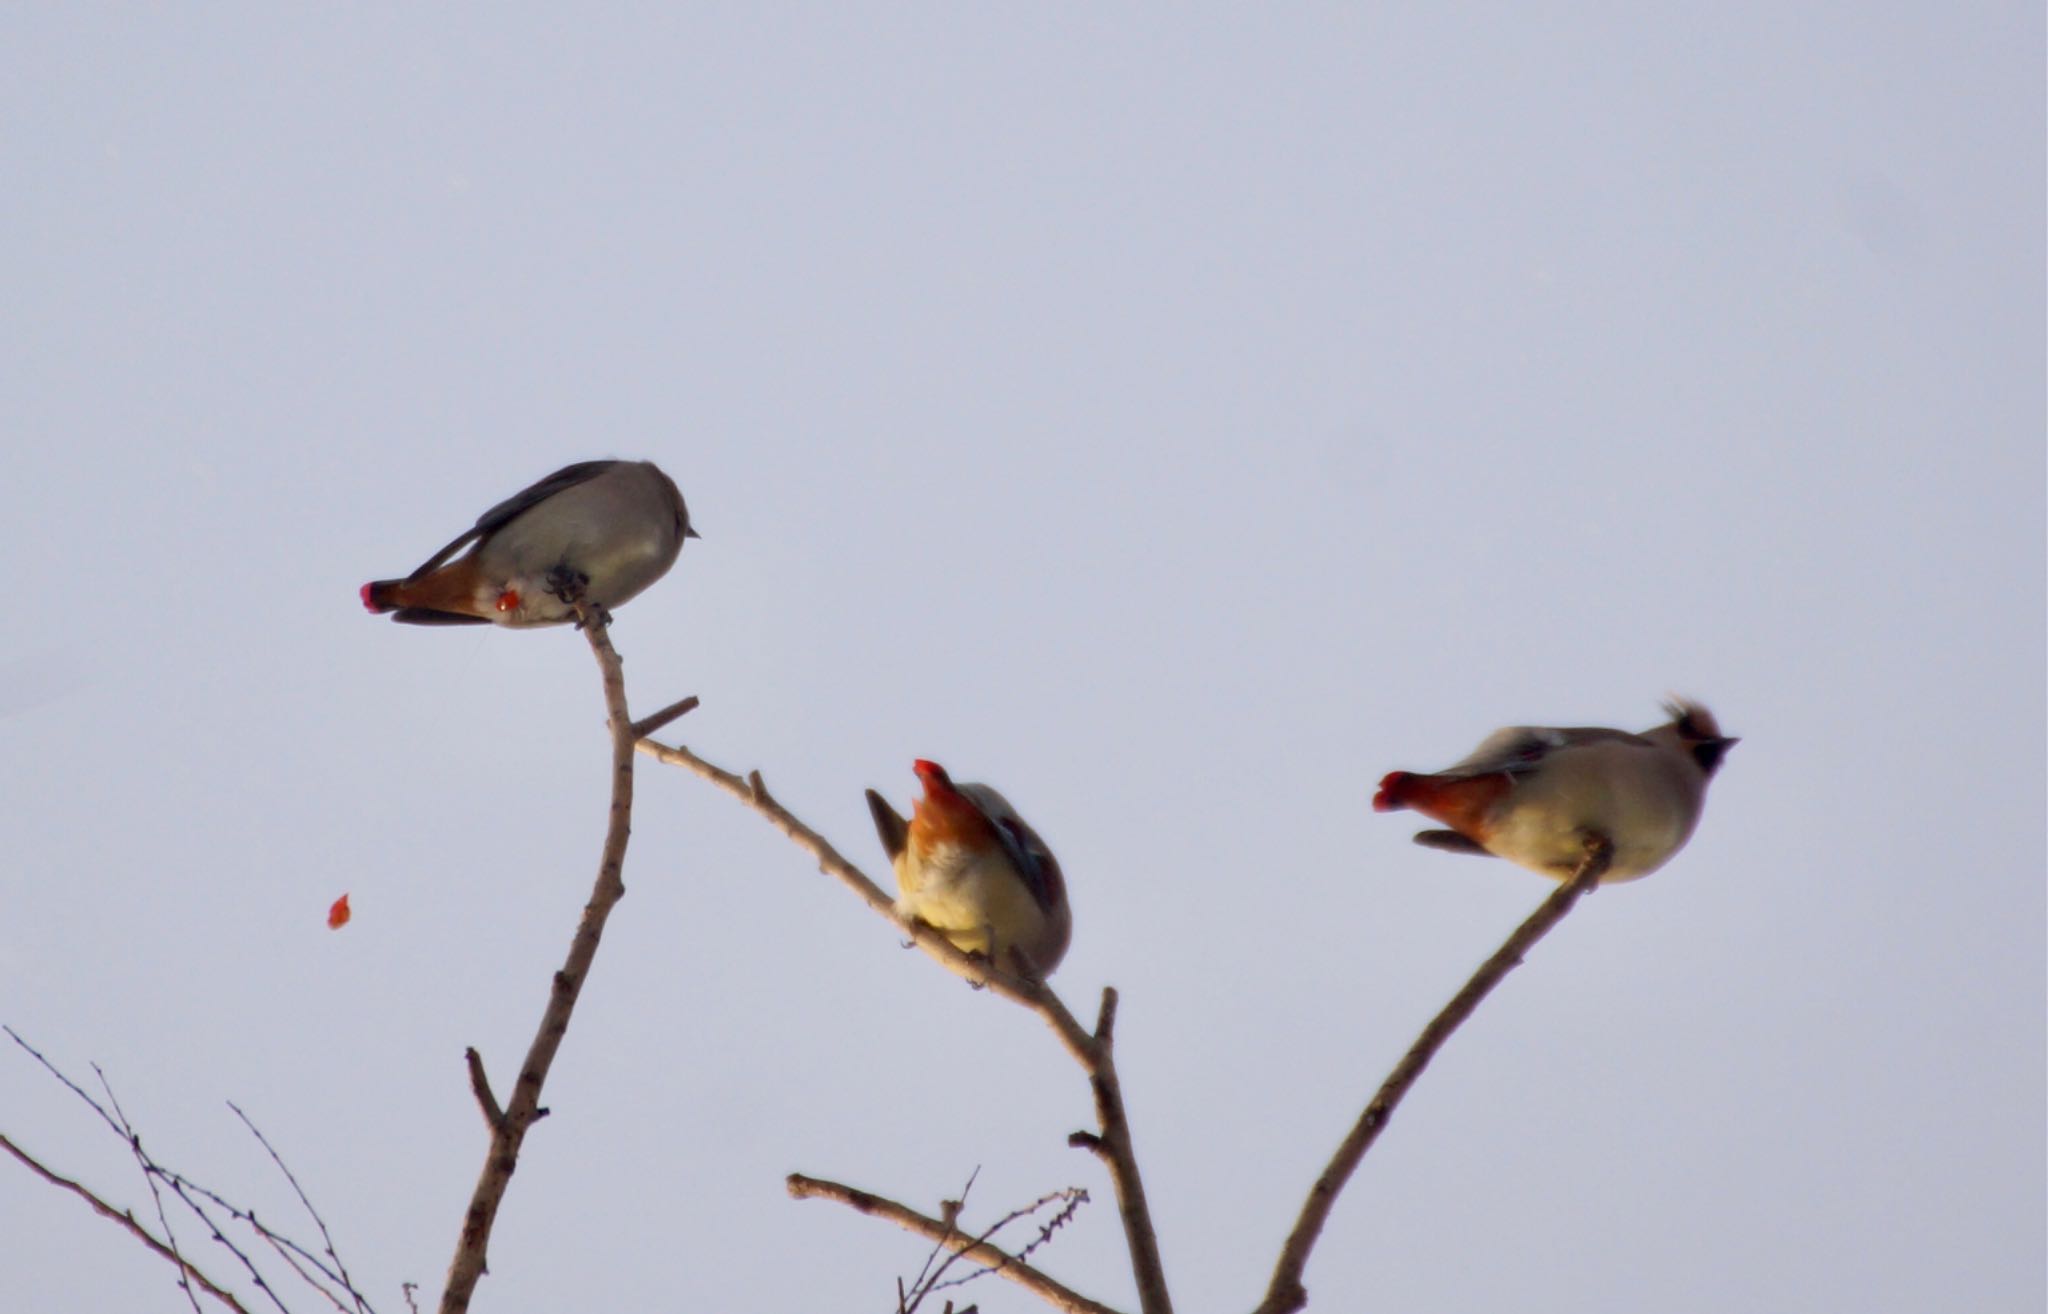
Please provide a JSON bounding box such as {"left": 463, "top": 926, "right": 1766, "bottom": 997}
{"left": 684, "top": 525, "right": 702, "bottom": 540}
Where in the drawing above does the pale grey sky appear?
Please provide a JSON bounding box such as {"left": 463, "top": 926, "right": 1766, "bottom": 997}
{"left": 3, "top": 7, "right": 2041, "bottom": 1312}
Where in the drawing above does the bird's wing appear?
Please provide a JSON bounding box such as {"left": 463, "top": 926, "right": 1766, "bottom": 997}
{"left": 958, "top": 784, "right": 1065, "bottom": 914}
{"left": 405, "top": 460, "right": 622, "bottom": 579}
{"left": 1443, "top": 725, "right": 1649, "bottom": 778}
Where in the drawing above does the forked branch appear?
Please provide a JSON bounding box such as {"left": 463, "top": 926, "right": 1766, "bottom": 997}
{"left": 439, "top": 604, "right": 688, "bottom": 1313}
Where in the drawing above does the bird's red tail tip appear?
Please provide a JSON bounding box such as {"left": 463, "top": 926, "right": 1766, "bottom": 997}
{"left": 1372, "top": 771, "right": 1411, "bottom": 812}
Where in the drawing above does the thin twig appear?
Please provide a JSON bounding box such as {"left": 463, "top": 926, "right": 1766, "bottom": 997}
{"left": 229, "top": 1102, "right": 370, "bottom": 1314}
{"left": 923, "top": 1184, "right": 1090, "bottom": 1302}
{"left": 6, "top": 1030, "right": 374, "bottom": 1312}
{"left": 438, "top": 602, "right": 647, "bottom": 1314}
{"left": 901, "top": 1167, "right": 979, "bottom": 1305}
{"left": 152, "top": 1165, "right": 357, "bottom": 1310}
{"left": 0, "top": 1131, "right": 253, "bottom": 1314}
{"left": 1253, "top": 837, "right": 1614, "bottom": 1314}
{"left": 77, "top": 1066, "right": 296, "bottom": 1314}
{"left": 640, "top": 735, "right": 1173, "bottom": 1313}
{"left": 788, "top": 1173, "right": 1121, "bottom": 1314}
{"left": 154, "top": 1171, "right": 295, "bottom": 1314}
{"left": 97, "top": 1066, "right": 203, "bottom": 1314}
{"left": 5, "top": 1026, "right": 129, "bottom": 1139}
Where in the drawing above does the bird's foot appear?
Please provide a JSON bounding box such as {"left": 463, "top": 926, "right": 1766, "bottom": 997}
{"left": 544, "top": 567, "right": 590, "bottom": 603}
{"left": 545, "top": 568, "right": 610, "bottom": 628}
{"left": 1574, "top": 830, "right": 1616, "bottom": 889}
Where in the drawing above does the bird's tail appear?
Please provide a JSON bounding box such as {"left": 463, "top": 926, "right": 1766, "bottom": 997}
{"left": 1372, "top": 771, "right": 1418, "bottom": 812}
{"left": 865, "top": 789, "right": 909, "bottom": 862}
{"left": 361, "top": 580, "right": 405, "bottom": 614}
{"left": 1373, "top": 770, "right": 1506, "bottom": 834}
{"left": 359, "top": 562, "right": 491, "bottom": 625}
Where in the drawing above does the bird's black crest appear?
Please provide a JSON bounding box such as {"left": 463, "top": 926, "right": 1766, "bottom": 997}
{"left": 1664, "top": 699, "right": 1735, "bottom": 776}
{"left": 1663, "top": 699, "right": 1722, "bottom": 742}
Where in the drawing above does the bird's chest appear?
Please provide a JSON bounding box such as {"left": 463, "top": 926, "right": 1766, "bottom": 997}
{"left": 1493, "top": 772, "right": 1691, "bottom": 878}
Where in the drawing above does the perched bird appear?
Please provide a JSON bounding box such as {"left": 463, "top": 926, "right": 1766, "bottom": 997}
{"left": 361, "top": 459, "right": 696, "bottom": 626}
{"left": 1374, "top": 701, "right": 1737, "bottom": 882}
{"left": 866, "top": 759, "right": 1071, "bottom": 975}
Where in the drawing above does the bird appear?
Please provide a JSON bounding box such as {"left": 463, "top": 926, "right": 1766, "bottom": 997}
{"left": 1373, "top": 700, "right": 1737, "bottom": 882}
{"left": 865, "top": 759, "right": 1071, "bottom": 976}
{"left": 361, "top": 459, "right": 696, "bottom": 626}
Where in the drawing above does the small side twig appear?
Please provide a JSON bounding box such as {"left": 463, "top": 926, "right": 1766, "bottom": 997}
{"left": 461, "top": 1050, "right": 504, "bottom": 1133}
{"left": 1254, "top": 836, "right": 1614, "bottom": 1314}
{"left": 920, "top": 1183, "right": 1090, "bottom": 1305}
{"left": 0, "top": 1131, "right": 252, "bottom": 1314}
{"left": 788, "top": 1173, "right": 1119, "bottom": 1314}
{"left": 629, "top": 694, "right": 699, "bottom": 740}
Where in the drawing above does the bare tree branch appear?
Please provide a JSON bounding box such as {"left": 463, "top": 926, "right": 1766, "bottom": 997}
{"left": 439, "top": 603, "right": 663, "bottom": 1313}
{"left": 788, "top": 1173, "right": 1120, "bottom": 1314}
{"left": 0, "top": 1131, "right": 253, "bottom": 1314}
{"left": 92, "top": 1068, "right": 298, "bottom": 1314}
{"left": 639, "top": 734, "right": 1175, "bottom": 1314}
{"left": 1253, "top": 836, "right": 1615, "bottom": 1314}
{"left": 1062, "top": 988, "right": 1171, "bottom": 1314}
{"left": 152, "top": 1162, "right": 357, "bottom": 1312}
{"left": 4, "top": 1030, "right": 330, "bottom": 1313}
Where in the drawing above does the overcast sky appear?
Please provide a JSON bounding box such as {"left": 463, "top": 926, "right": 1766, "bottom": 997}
{"left": 3, "top": 7, "right": 2041, "bottom": 1313}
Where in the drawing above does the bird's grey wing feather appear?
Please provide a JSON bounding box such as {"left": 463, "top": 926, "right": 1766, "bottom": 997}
{"left": 1444, "top": 725, "right": 1649, "bottom": 778}
{"left": 957, "top": 784, "right": 1064, "bottom": 914}
{"left": 992, "top": 815, "right": 1064, "bottom": 914}
{"left": 407, "top": 460, "right": 622, "bottom": 578}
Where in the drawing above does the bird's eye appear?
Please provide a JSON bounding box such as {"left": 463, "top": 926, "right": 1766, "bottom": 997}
{"left": 496, "top": 589, "right": 521, "bottom": 612}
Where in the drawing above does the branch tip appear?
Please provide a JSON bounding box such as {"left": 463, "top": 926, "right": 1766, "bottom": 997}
{"left": 629, "top": 694, "right": 699, "bottom": 739}
{"left": 464, "top": 1049, "right": 505, "bottom": 1131}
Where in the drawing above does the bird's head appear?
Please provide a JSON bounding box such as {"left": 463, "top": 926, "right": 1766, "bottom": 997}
{"left": 908, "top": 758, "right": 994, "bottom": 850}
{"left": 1660, "top": 699, "right": 1739, "bottom": 777}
